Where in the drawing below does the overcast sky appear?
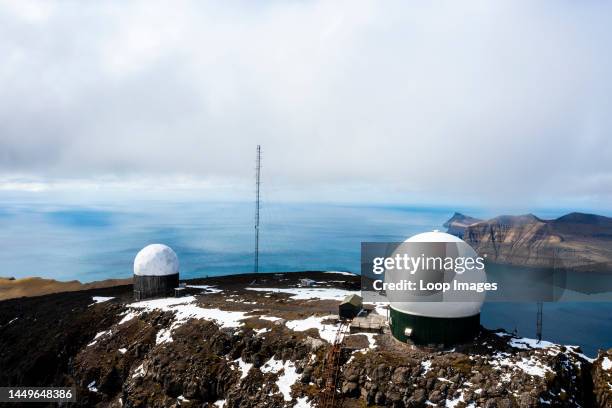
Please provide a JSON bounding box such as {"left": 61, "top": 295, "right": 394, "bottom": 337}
{"left": 0, "top": 1, "right": 611, "bottom": 210}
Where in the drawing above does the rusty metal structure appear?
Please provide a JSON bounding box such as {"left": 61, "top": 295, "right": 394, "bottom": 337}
{"left": 320, "top": 321, "right": 348, "bottom": 408}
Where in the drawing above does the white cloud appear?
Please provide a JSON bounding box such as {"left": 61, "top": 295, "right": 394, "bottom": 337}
{"left": 0, "top": 1, "right": 611, "bottom": 208}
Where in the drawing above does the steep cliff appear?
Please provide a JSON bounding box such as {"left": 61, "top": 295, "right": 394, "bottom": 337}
{"left": 445, "top": 212, "right": 612, "bottom": 272}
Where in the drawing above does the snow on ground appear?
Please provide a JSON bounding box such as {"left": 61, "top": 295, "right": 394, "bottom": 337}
{"left": 214, "top": 400, "right": 226, "bottom": 407}
{"left": 132, "top": 363, "right": 145, "bottom": 378}
{"left": 361, "top": 333, "right": 378, "bottom": 349}
{"left": 260, "top": 357, "right": 302, "bottom": 401}
{"left": 234, "top": 358, "right": 253, "bottom": 380}
{"left": 373, "top": 302, "right": 388, "bottom": 316}
{"left": 118, "top": 348, "right": 127, "bottom": 354}
{"left": 118, "top": 311, "right": 138, "bottom": 325}
{"left": 285, "top": 315, "right": 339, "bottom": 343}
{"left": 323, "top": 271, "right": 356, "bottom": 276}
{"left": 87, "top": 381, "right": 98, "bottom": 392}
{"left": 602, "top": 357, "right": 612, "bottom": 370}
{"left": 91, "top": 296, "right": 114, "bottom": 304}
{"left": 294, "top": 396, "right": 312, "bottom": 408}
{"left": 88, "top": 329, "right": 111, "bottom": 346}
{"left": 445, "top": 391, "right": 465, "bottom": 408}
{"left": 123, "top": 296, "right": 248, "bottom": 344}
{"left": 254, "top": 327, "right": 270, "bottom": 335}
{"left": 495, "top": 332, "right": 556, "bottom": 350}
{"left": 276, "top": 361, "right": 299, "bottom": 401}
{"left": 421, "top": 360, "right": 432, "bottom": 374}
{"left": 186, "top": 285, "right": 223, "bottom": 293}
{"left": 258, "top": 315, "right": 282, "bottom": 322}
{"left": 260, "top": 357, "right": 285, "bottom": 374}
{"left": 246, "top": 287, "right": 357, "bottom": 301}
{"left": 156, "top": 328, "right": 173, "bottom": 344}
{"left": 490, "top": 352, "right": 552, "bottom": 378}
{"left": 495, "top": 332, "right": 594, "bottom": 362}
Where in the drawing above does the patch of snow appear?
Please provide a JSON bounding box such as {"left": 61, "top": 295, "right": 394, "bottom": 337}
{"left": 261, "top": 357, "right": 285, "bottom": 374}
{"left": 294, "top": 396, "right": 312, "bottom": 407}
{"left": 259, "top": 315, "right": 282, "bottom": 321}
{"left": 91, "top": 296, "right": 114, "bottom": 305}
{"left": 496, "top": 333, "right": 556, "bottom": 350}
{"left": 372, "top": 302, "right": 388, "bottom": 317}
{"left": 285, "top": 315, "right": 339, "bottom": 343}
{"left": 246, "top": 287, "right": 357, "bottom": 301}
{"left": 491, "top": 353, "right": 552, "bottom": 378}
{"left": 94, "top": 330, "right": 110, "bottom": 339}
{"left": 118, "top": 348, "right": 127, "bottom": 354}
{"left": 118, "top": 311, "right": 138, "bottom": 325}
{"left": 156, "top": 328, "right": 173, "bottom": 344}
{"left": 186, "top": 285, "right": 222, "bottom": 293}
{"left": 276, "top": 360, "right": 300, "bottom": 402}
{"left": 362, "top": 333, "right": 378, "bottom": 349}
{"left": 126, "top": 296, "right": 248, "bottom": 343}
{"left": 88, "top": 329, "right": 111, "bottom": 346}
{"left": 259, "top": 357, "right": 302, "bottom": 401}
{"left": 214, "top": 400, "right": 226, "bottom": 407}
{"left": 254, "top": 327, "right": 270, "bottom": 335}
{"left": 567, "top": 346, "right": 595, "bottom": 363}
{"left": 177, "top": 395, "right": 189, "bottom": 403}
{"left": 421, "top": 360, "right": 432, "bottom": 374}
{"left": 87, "top": 381, "right": 98, "bottom": 393}
{"left": 324, "top": 271, "right": 356, "bottom": 276}
{"left": 445, "top": 391, "right": 465, "bottom": 408}
{"left": 132, "top": 363, "right": 145, "bottom": 378}
{"left": 496, "top": 333, "right": 596, "bottom": 362}
{"left": 602, "top": 357, "right": 612, "bottom": 370}
{"left": 234, "top": 358, "right": 253, "bottom": 380}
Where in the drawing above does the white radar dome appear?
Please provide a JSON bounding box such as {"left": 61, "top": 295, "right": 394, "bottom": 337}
{"left": 134, "top": 244, "right": 179, "bottom": 277}
{"left": 384, "top": 230, "right": 486, "bottom": 318}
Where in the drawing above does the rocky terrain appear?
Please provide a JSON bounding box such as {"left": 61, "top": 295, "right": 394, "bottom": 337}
{"left": 1, "top": 271, "right": 611, "bottom": 407}
{"left": 445, "top": 212, "right": 612, "bottom": 272}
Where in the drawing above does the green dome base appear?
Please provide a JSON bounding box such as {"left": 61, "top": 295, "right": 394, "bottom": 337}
{"left": 389, "top": 307, "right": 480, "bottom": 346}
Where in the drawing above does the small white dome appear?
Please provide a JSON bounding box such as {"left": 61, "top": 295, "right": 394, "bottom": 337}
{"left": 405, "top": 230, "right": 464, "bottom": 243}
{"left": 134, "top": 244, "right": 179, "bottom": 276}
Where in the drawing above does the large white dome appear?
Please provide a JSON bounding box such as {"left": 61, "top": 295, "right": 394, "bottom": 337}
{"left": 134, "top": 244, "right": 179, "bottom": 277}
{"left": 385, "top": 230, "right": 486, "bottom": 318}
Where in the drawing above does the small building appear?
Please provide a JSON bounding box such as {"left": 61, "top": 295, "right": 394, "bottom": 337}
{"left": 133, "top": 244, "right": 180, "bottom": 300}
{"left": 299, "top": 278, "right": 316, "bottom": 287}
{"left": 174, "top": 283, "right": 187, "bottom": 298}
{"left": 349, "top": 314, "right": 386, "bottom": 333}
{"left": 339, "top": 294, "right": 363, "bottom": 319}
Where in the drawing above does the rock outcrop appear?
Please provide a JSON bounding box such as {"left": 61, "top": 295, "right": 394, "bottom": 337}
{"left": 0, "top": 272, "right": 608, "bottom": 407}
{"left": 443, "top": 212, "right": 483, "bottom": 237}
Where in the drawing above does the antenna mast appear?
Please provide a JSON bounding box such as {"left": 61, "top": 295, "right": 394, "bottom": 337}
{"left": 254, "top": 145, "right": 261, "bottom": 273}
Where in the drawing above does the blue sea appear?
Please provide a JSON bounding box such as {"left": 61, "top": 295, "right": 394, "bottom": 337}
{"left": 1, "top": 197, "right": 610, "bottom": 356}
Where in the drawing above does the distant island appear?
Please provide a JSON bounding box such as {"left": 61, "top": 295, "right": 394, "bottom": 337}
{"left": 445, "top": 212, "right": 612, "bottom": 272}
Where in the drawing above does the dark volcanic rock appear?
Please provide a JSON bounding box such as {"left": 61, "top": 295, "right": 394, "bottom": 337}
{"left": 0, "top": 272, "right": 601, "bottom": 407}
